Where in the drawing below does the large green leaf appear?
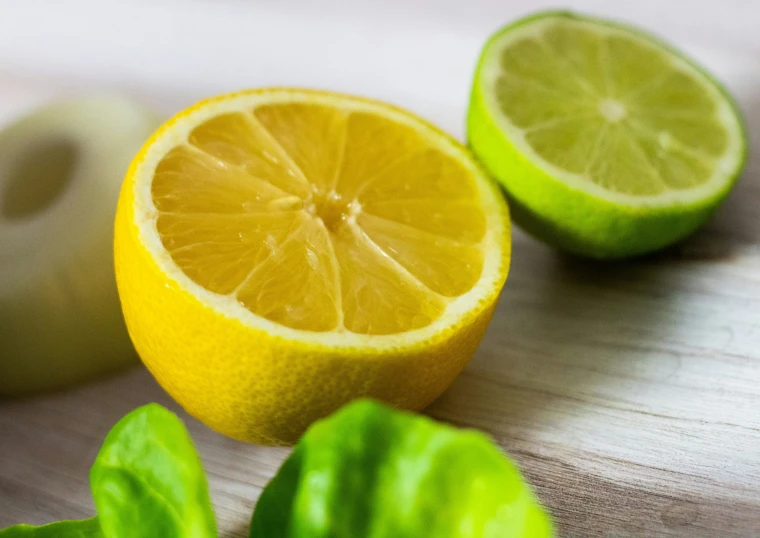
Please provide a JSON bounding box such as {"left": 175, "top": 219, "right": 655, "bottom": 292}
{"left": 250, "top": 399, "right": 553, "bottom": 538}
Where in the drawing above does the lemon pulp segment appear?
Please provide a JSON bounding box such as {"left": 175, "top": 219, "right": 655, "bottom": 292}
{"left": 152, "top": 104, "right": 487, "bottom": 335}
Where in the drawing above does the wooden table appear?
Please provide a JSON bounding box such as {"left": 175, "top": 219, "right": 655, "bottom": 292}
{"left": 1, "top": 1, "right": 759, "bottom": 536}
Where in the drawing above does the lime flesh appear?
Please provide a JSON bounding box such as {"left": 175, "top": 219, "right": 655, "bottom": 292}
{"left": 468, "top": 11, "right": 746, "bottom": 258}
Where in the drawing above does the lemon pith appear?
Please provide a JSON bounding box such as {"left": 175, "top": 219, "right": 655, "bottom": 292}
{"left": 115, "top": 89, "right": 510, "bottom": 444}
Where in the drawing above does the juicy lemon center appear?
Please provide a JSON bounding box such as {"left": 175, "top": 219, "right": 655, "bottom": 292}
{"left": 306, "top": 189, "right": 360, "bottom": 233}
{"left": 152, "top": 103, "right": 487, "bottom": 335}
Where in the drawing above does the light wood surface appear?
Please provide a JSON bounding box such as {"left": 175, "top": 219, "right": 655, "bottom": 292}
{"left": 1, "top": 1, "right": 760, "bottom": 536}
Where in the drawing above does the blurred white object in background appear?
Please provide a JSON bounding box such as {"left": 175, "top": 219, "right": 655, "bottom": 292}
{"left": 0, "top": 96, "right": 160, "bottom": 395}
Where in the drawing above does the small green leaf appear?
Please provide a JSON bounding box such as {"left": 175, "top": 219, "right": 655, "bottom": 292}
{"left": 90, "top": 403, "right": 217, "bottom": 538}
{"left": 250, "top": 400, "right": 553, "bottom": 538}
{"left": 0, "top": 518, "right": 103, "bottom": 537}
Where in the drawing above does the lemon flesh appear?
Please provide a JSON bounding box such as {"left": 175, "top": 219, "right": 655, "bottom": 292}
{"left": 153, "top": 106, "right": 488, "bottom": 335}
{"left": 469, "top": 11, "right": 746, "bottom": 258}
{"left": 115, "top": 89, "right": 510, "bottom": 444}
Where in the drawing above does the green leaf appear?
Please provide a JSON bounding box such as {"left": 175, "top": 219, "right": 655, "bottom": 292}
{"left": 250, "top": 400, "right": 553, "bottom": 538}
{"left": 0, "top": 518, "right": 103, "bottom": 537}
{"left": 90, "top": 403, "right": 217, "bottom": 538}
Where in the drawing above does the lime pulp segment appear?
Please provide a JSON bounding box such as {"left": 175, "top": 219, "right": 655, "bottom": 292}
{"left": 478, "top": 12, "right": 745, "bottom": 203}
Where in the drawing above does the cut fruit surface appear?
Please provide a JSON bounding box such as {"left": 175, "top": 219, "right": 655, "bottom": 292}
{"left": 152, "top": 99, "right": 489, "bottom": 334}
{"left": 115, "top": 89, "right": 510, "bottom": 444}
{"left": 468, "top": 11, "right": 746, "bottom": 258}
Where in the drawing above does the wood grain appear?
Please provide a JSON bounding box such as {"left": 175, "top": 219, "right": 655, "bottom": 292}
{"left": 1, "top": 2, "right": 760, "bottom": 536}
{"left": 2, "top": 192, "right": 758, "bottom": 537}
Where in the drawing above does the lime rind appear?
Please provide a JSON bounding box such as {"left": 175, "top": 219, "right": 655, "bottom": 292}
{"left": 468, "top": 11, "right": 747, "bottom": 258}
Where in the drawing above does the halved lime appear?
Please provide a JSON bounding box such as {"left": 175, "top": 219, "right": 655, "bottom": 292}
{"left": 468, "top": 11, "right": 747, "bottom": 258}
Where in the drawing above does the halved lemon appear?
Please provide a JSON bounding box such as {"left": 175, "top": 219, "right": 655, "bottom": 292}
{"left": 115, "top": 89, "right": 510, "bottom": 445}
